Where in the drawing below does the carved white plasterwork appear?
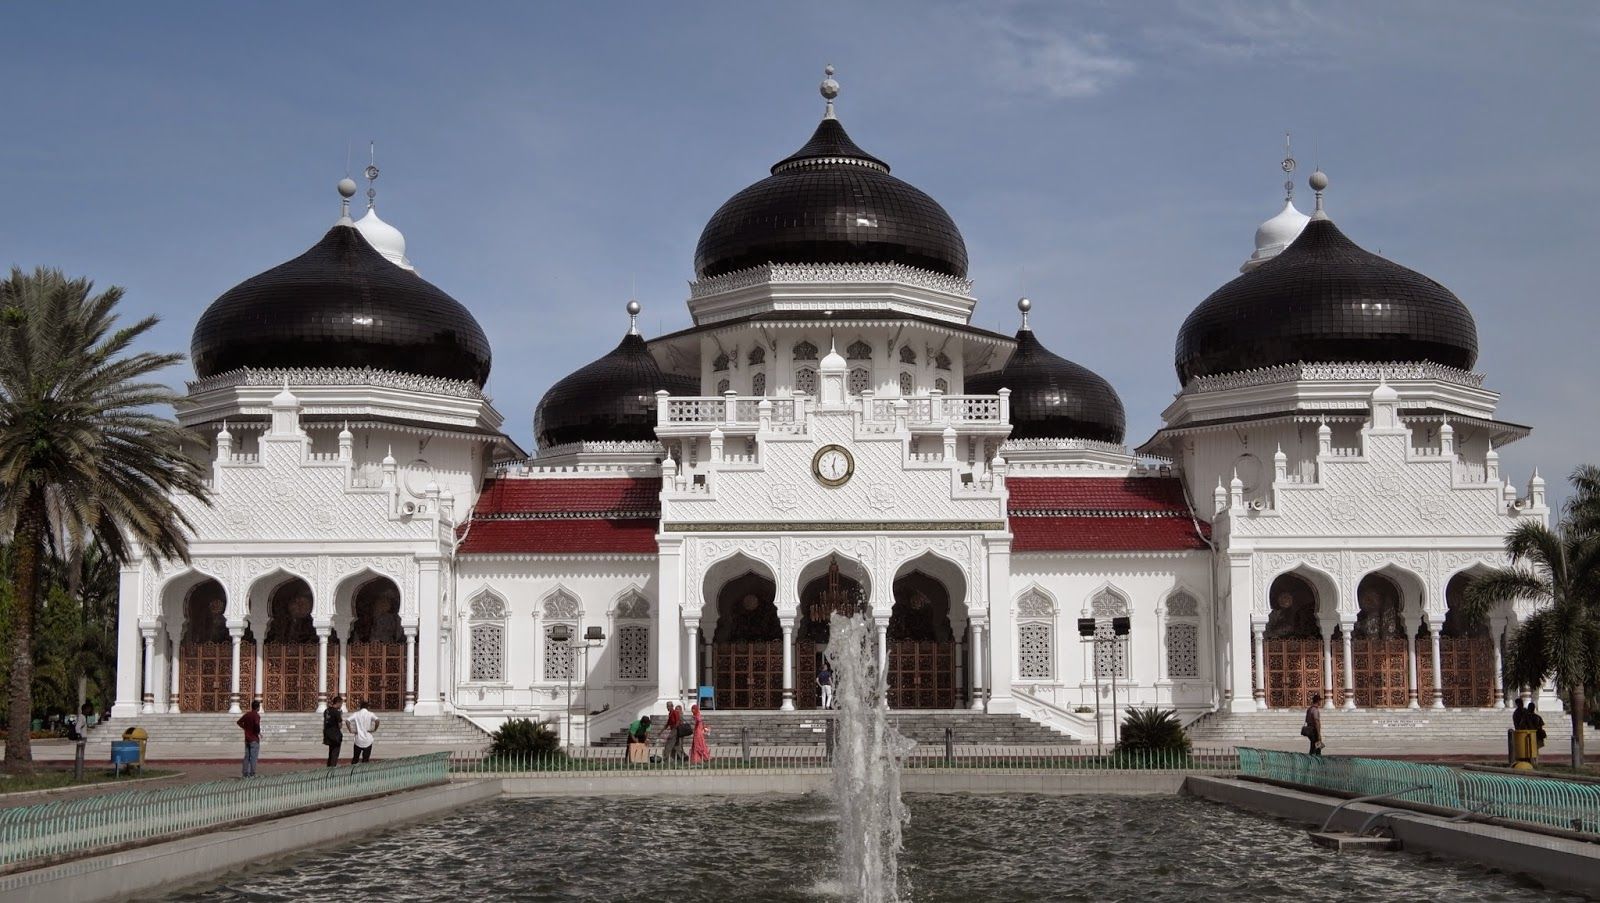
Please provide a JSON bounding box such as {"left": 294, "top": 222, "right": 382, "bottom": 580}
{"left": 1182, "top": 361, "right": 1484, "bottom": 396}
{"left": 689, "top": 262, "right": 974, "bottom": 300}
{"left": 469, "top": 588, "right": 508, "bottom": 620}
{"left": 542, "top": 588, "right": 580, "bottom": 620}
{"left": 1017, "top": 587, "right": 1055, "bottom": 618}
{"left": 686, "top": 537, "right": 784, "bottom": 609}
{"left": 187, "top": 366, "right": 484, "bottom": 399}
{"left": 1249, "top": 548, "right": 1511, "bottom": 619}
{"left": 613, "top": 588, "right": 651, "bottom": 619}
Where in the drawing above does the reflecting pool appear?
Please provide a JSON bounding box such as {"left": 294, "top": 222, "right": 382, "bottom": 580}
{"left": 166, "top": 794, "right": 1581, "bottom": 902}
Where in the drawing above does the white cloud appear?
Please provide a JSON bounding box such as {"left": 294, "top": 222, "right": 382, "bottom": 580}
{"left": 983, "top": 15, "right": 1135, "bottom": 99}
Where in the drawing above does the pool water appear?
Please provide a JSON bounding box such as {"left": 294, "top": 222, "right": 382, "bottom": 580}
{"left": 165, "top": 794, "right": 1582, "bottom": 902}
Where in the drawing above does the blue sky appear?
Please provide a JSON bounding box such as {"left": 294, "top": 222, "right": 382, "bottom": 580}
{"left": 4, "top": 2, "right": 1596, "bottom": 507}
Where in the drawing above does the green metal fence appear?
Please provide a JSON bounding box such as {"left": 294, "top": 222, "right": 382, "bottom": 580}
{"left": 451, "top": 745, "right": 1238, "bottom": 775}
{"left": 0, "top": 752, "right": 449, "bottom": 871}
{"left": 1237, "top": 747, "right": 1600, "bottom": 835}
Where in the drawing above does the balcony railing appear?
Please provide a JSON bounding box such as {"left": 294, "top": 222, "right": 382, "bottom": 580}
{"left": 658, "top": 390, "right": 1008, "bottom": 432}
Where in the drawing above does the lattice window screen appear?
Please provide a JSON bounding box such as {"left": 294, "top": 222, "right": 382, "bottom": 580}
{"left": 848, "top": 368, "right": 871, "bottom": 395}
{"left": 898, "top": 371, "right": 914, "bottom": 395}
{"left": 617, "top": 624, "right": 649, "bottom": 681}
{"left": 470, "top": 623, "right": 504, "bottom": 681}
{"left": 544, "top": 625, "right": 575, "bottom": 681}
{"left": 934, "top": 377, "right": 949, "bottom": 394}
{"left": 1018, "top": 622, "right": 1053, "bottom": 679}
{"left": 752, "top": 371, "right": 766, "bottom": 397}
{"left": 795, "top": 368, "right": 817, "bottom": 396}
{"left": 1094, "top": 622, "right": 1126, "bottom": 679}
{"left": 1166, "top": 622, "right": 1199, "bottom": 678}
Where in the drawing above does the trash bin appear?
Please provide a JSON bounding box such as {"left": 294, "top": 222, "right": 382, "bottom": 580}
{"left": 121, "top": 726, "right": 149, "bottom": 768}
{"left": 1511, "top": 728, "right": 1538, "bottom": 769}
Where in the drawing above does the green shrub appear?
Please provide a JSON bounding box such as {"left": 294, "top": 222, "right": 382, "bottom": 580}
{"left": 1114, "top": 707, "right": 1191, "bottom": 755}
{"left": 488, "top": 718, "right": 562, "bottom": 758}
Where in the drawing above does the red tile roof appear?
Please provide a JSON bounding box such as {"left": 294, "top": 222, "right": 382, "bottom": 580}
{"left": 1007, "top": 477, "right": 1209, "bottom": 552}
{"left": 459, "top": 477, "right": 661, "bottom": 554}
{"left": 472, "top": 477, "right": 661, "bottom": 515}
{"left": 457, "top": 518, "right": 659, "bottom": 554}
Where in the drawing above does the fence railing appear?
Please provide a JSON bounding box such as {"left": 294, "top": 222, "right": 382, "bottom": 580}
{"left": 1237, "top": 747, "right": 1600, "bottom": 835}
{"left": 451, "top": 745, "right": 1236, "bottom": 775}
{"left": 0, "top": 752, "right": 449, "bottom": 871}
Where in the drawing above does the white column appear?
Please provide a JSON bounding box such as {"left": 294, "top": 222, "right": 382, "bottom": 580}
{"left": 112, "top": 566, "right": 144, "bottom": 718}
{"left": 687, "top": 623, "right": 701, "bottom": 702}
{"left": 139, "top": 626, "right": 157, "bottom": 713}
{"left": 1224, "top": 552, "right": 1256, "bottom": 713}
{"left": 404, "top": 627, "right": 418, "bottom": 713}
{"left": 1319, "top": 623, "right": 1335, "bottom": 709}
{"left": 985, "top": 538, "right": 1018, "bottom": 714}
{"left": 969, "top": 620, "right": 986, "bottom": 711}
{"left": 1339, "top": 619, "right": 1357, "bottom": 710}
{"left": 1491, "top": 619, "right": 1507, "bottom": 708}
{"left": 1251, "top": 620, "right": 1267, "bottom": 710}
{"left": 315, "top": 626, "right": 331, "bottom": 712}
{"left": 337, "top": 620, "right": 351, "bottom": 696}
{"left": 655, "top": 538, "right": 685, "bottom": 710}
{"left": 875, "top": 616, "right": 890, "bottom": 704}
{"left": 1406, "top": 620, "right": 1421, "bottom": 709}
{"left": 413, "top": 557, "right": 443, "bottom": 715}
{"left": 168, "top": 642, "right": 181, "bottom": 714}
{"left": 1427, "top": 617, "right": 1445, "bottom": 709}
{"left": 228, "top": 623, "right": 244, "bottom": 714}
{"left": 253, "top": 633, "right": 264, "bottom": 707}
{"left": 780, "top": 618, "right": 796, "bottom": 711}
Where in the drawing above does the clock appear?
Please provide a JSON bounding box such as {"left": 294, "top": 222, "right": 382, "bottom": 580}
{"left": 812, "top": 444, "right": 854, "bottom": 487}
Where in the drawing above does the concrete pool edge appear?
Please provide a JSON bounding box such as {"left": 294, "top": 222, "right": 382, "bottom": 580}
{"left": 493, "top": 770, "right": 1203, "bottom": 796}
{"left": 1184, "top": 776, "right": 1600, "bottom": 897}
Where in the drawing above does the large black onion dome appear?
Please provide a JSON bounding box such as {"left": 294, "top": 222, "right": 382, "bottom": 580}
{"left": 192, "top": 225, "right": 491, "bottom": 386}
{"left": 534, "top": 332, "right": 696, "bottom": 450}
{"left": 1175, "top": 217, "right": 1478, "bottom": 384}
{"left": 693, "top": 116, "right": 968, "bottom": 280}
{"left": 969, "top": 328, "right": 1126, "bottom": 444}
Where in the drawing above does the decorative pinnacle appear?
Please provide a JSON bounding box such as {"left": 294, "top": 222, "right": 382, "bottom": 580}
{"left": 1281, "top": 131, "right": 1296, "bottom": 201}
{"left": 820, "top": 64, "right": 839, "bottom": 119}
{"left": 626, "top": 299, "right": 641, "bottom": 335}
{"left": 364, "top": 142, "right": 380, "bottom": 209}
{"left": 1017, "top": 296, "right": 1032, "bottom": 330}
{"left": 1309, "top": 168, "right": 1329, "bottom": 220}
{"left": 336, "top": 177, "right": 357, "bottom": 224}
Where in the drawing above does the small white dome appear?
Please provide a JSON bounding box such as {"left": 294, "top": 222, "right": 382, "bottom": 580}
{"left": 1240, "top": 199, "right": 1310, "bottom": 272}
{"left": 353, "top": 207, "right": 413, "bottom": 270}
{"left": 820, "top": 338, "right": 847, "bottom": 371}
{"left": 1371, "top": 380, "right": 1400, "bottom": 403}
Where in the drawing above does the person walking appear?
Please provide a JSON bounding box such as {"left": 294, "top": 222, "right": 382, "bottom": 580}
{"left": 323, "top": 695, "right": 345, "bottom": 767}
{"left": 817, "top": 662, "right": 834, "bottom": 710}
{"left": 688, "top": 703, "right": 712, "bottom": 765}
{"left": 237, "top": 699, "right": 262, "bottom": 777}
{"left": 1303, "top": 694, "right": 1324, "bottom": 755}
{"left": 661, "top": 703, "right": 683, "bottom": 762}
{"left": 346, "top": 699, "right": 380, "bottom": 765}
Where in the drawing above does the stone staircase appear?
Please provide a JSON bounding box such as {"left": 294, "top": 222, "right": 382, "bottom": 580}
{"left": 593, "top": 710, "right": 1076, "bottom": 748}
{"left": 1186, "top": 707, "right": 1574, "bottom": 752}
{"left": 82, "top": 711, "right": 490, "bottom": 755}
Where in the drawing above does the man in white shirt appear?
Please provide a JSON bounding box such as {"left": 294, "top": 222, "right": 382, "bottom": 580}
{"left": 345, "top": 699, "right": 380, "bottom": 764}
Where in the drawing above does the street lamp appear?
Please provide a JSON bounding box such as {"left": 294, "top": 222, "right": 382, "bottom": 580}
{"left": 548, "top": 624, "right": 606, "bottom": 750}
{"left": 548, "top": 624, "right": 574, "bottom": 749}
{"left": 1110, "top": 616, "right": 1130, "bottom": 747}
{"left": 1077, "top": 618, "right": 1102, "bottom": 754}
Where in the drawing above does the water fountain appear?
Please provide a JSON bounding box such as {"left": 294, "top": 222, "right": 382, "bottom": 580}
{"left": 826, "top": 612, "right": 912, "bottom": 903}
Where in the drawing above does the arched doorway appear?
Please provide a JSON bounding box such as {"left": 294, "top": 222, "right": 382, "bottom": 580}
{"left": 887, "top": 571, "right": 956, "bottom": 709}
{"left": 795, "top": 557, "right": 866, "bottom": 709}
{"left": 262, "top": 578, "right": 324, "bottom": 711}
{"left": 1262, "top": 573, "right": 1323, "bottom": 708}
{"left": 1422, "top": 573, "right": 1497, "bottom": 707}
{"left": 347, "top": 577, "right": 406, "bottom": 711}
{"left": 1340, "top": 573, "right": 1409, "bottom": 707}
{"left": 178, "top": 579, "right": 249, "bottom": 712}
{"left": 712, "top": 571, "right": 783, "bottom": 709}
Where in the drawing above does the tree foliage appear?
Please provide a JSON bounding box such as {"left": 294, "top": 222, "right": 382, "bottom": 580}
{"left": 488, "top": 718, "right": 563, "bottom": 759}
{"left": 1115, "top": 707, "right": 1191, "bottom": 755}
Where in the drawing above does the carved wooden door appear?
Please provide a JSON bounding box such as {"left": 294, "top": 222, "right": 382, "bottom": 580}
{"left": 179, "top": 642, "right": 233, "bottom": 712}
{"left": 713, "top": 640, "right": 784, "bottom": 709}
{"left": 1350, "top": 638, "right": 1410, "bottom": 707}
{"left": 347, "top": 642, "right": 407, "bottom": 710}
{"left": 887, "top": 640, "right": 955, "bottom": 709}
{"left": 1438, "top": 636, "right": 1496, "bottom": 707}
{"left": 1263, "top": 638, "right": 1323, "bottom": 709}
{"left": 262, "top": 643, "right": 327, "bottom": 711}
{"left": 794, "top": 640, "right": 824, "bottom": 709}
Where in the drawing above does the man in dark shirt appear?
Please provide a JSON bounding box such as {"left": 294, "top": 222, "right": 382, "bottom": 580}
{"left": 237, "top": 699, "right": 262, "bottom": 777}
{"left": 662, "top": 703, "right": 684, "bottom": 762}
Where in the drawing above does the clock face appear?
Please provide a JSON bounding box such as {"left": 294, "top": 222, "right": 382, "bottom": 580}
{"left": 812, "top": 444, "right": 854, "bottom": 487}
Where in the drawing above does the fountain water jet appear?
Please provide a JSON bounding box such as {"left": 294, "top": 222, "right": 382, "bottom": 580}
{"left": 826, "top": 612, "right": 912, "bottom": 903}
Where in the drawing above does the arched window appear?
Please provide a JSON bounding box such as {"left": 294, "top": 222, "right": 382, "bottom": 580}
{"left": 846, "top": 340, "right": 873, "bottom": 360}
{"left": 899, "top": 345, "right": 917, "bottom": 364}
{"left": 614, "top": 590, "right": 650, "bottom": 681}
{"left": 468, "top": 591, "right": 507, "bottom": 682}
{"left": 542, "top": 590, "right": 579, "bottom": 681}
{"left": 716, "top": 378, "right": 730, "bottom": 395}
{"left": 898, "top": 371, "right": 914, "bottom": 396}
{"left": 935, "top": 352, "right": 951, "bottom": 371}
{"left": 1091, "top": 588, "right": 1129, "bottom": 679}
{"left": 792, "top": 341, "right": 818, "bottom": 361}
{"left": 712, "top": 352, "right": 730, "bottom": 372}
{"left": 934, "top": 377, "right": 949, "bottom": 394}
{"left": 751, "top": 371, "right": 767, "bottom": 397}
{"left": 795, "top": 367, "right": 818, "bottom": 396}
{"left": 747, "top": 346, "right": 766, "bottom": 366}
{"left": 1016, "top": 589, "right": 1055, "bottom": 680}
{"left": 848, "top": 368, "right": 871, "bottom": 395}
{"left": 1165, "top": 591, "right": 1200, "bottom": 679}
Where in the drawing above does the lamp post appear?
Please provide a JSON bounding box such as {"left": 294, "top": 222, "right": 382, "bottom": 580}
{"left": 579, "top": 626, "right": 605, "bottom": 746}
{"left": 1111, "top": 616, "right": 1131, "bottom": 748}
{"left": 548, "top": 624, "right": 574, "bottom": 750}
{"left": 1077, "top": 618, "right": 1101, "bottom": 755}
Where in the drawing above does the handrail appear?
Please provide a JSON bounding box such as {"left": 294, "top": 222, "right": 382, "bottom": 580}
{"left": 1319, "top": 785, "right": 1431, "bottom": 832}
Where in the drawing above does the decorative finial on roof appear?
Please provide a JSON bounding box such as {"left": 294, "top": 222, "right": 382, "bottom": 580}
{"left": 820, "top": 64, "right": 839, "bottom": 120}
{"left": 1309, "top": 168, "right": 1329, "bottom": 221}
{"left": 1281, "top": 132, "right": 1296, "bottom": 202}
{"left": 627, "top": 299, "right": 642, "bottom": 336}
{"left": 364, "top": 142, "right": 380, "bottom": 211}
{"left": 336, "top": 177, "right": 357, "bottom": 225}
{"left": 1017, "top": 296, "right": 1032, "bottom": 331}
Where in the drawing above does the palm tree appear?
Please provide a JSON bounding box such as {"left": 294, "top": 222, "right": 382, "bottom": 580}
{"left": 1, "top": 268, "right": 208, "bottom": 774}
{"left": 1462, "top": 474, "right": 1600, "bottom": 770}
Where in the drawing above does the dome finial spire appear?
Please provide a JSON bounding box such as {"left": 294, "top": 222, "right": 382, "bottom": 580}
{"left": 820, "top": 64, "right": 839, "bottom": 120}
{"left": 1281, "top": 131, "right": 1296, "bottom": 203}
{"left": 626, "top": 298, "right": 641, "bottom": 336}
{"left": 336, "top": 176, "right": 357, "bottom": 226}
{"left": 1017, "top": 296, "right": 1032, "bottom": 331}
{"left": 1309, "top": 168, "right": 1329, "bottom": 221}
{"left": 364, "top": 142, "right": 380, "bottom": 211}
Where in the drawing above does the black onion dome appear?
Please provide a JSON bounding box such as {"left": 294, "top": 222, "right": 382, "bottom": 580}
{"left": 192, "top": 225, "right": 491, "bottom": 386}
{"left": 534, "top": 333, "right": 697, "bottom": 450}
{"left": 969, "top": 329, "right": 1126, "bottom": 444}
{"left": 1175, "top": 217, "right": 1478, "bottom": 384}
{"left": 693, "top": 117, "right": 968, "bottom": 280}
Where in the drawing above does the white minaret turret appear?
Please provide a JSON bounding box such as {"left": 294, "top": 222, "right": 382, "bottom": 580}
{"left": 270, "top": 379, "right": 303, "bottom": 436}
{"left": 1241, "top": 134, "right": 1310, "bottom": 272}
{"left": 353, "top": 144, "right": 414, "bottom": 270}
{"left": 820, "top": 337, "right": 847, "bottom": 406}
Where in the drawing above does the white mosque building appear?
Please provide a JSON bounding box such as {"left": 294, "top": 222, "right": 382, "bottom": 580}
{"left": 110, "top": 71, "right": 1551, "bottom": 746}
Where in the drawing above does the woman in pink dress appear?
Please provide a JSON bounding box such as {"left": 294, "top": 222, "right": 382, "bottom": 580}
{"left": 689, "top": 703, "right": 712, "bottom": 765}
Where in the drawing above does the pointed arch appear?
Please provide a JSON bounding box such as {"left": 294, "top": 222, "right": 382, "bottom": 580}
{"left": 468, "top": 586, "right": 509, "bottom": 621}
{"left": 467, "top": 586, "right": 508, "bottom": 683}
